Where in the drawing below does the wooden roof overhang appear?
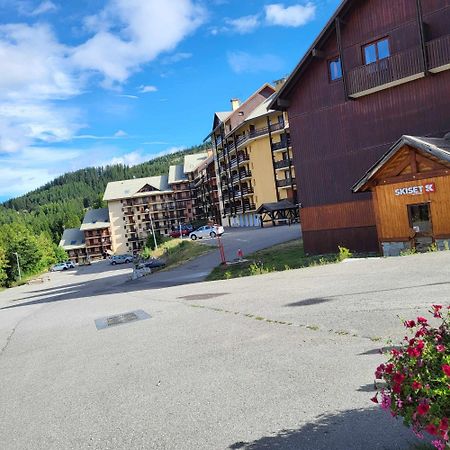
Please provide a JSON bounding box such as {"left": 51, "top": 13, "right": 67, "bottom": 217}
{"left": 256, "top": 200, "right": 299, "bottom": 214}
{"left": 352, "top": 135, "right": 450, "bottom": 193}
{"left": 269, "top": 0, "right": 355, "bottom": 110}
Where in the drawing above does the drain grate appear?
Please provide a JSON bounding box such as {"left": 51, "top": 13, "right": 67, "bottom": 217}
{"left": 178, "top": 293, "right": 230, "bottom": 301}
{"left": 95, "top": 309, "right": 150, "bottom": 330}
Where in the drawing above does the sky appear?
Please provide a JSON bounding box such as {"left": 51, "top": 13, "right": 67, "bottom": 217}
{"left": 0, "top": 0, "right": 341, "bottom": 202}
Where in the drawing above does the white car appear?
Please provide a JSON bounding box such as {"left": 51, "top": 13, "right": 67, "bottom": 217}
{"left": 51, "top": 262, "right": 71, "bottom": 272}
{"left": 189, "top": 225, "right": 224, "bottom": 240}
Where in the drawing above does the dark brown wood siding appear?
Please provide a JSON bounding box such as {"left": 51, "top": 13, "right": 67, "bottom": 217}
{"left": 286, "top": 0, "right": 450, "bottom": 253}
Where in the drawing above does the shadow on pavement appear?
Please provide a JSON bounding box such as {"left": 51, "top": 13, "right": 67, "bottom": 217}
{"left": 228, "top": 408, "right": 419, "bottom": 450}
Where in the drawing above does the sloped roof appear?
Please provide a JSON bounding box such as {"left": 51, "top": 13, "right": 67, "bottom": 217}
{"left": 256, "top": 200, "right": 298, "bottom": 214}
{"left": 59, "top": 228, "right": 85, "bottom": 250}
{"left": 246, "top": 92, "right": 277, "bottom": 122}
{"left": 353, "top": 134, "right": 450, "bottom": 192}
{"left": 168, "top": 164, "right": 188, "bottom": 184}
{"left": 103, "top": 175, "right": 170, "bottom": 201}
{"left": 216, "top": 112, "right": 231, "bottom": 122}
{"left": 80, "top": 208, "right": 110, "bottom": 231}
{"left": 184, "top": 152, "right": 209, "bottom": 173}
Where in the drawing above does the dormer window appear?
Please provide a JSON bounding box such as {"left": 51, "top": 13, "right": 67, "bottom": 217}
{"left": 363, "top": 37, "right": 390, "bottom": 64}
{"left": 329, "top": 57, "right": 342, "bottom": 81}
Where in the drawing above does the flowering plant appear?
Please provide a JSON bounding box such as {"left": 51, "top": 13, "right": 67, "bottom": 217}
{"left": 372, "top": 305, "right": 450, "bottom": 450}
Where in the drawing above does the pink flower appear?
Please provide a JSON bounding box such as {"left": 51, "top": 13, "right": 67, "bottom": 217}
{"left": 412, "top": 381, "right": 422, "bottom": 390}
{"left": 431, "top": 439, "right": 445, "bottom": 450}
{"left": 417, "top": 316, "right": 428, "bottom": 325}
{"left": 370, "top": 393, "right": 378, "bottom": 404}
{"left": 393, "top": 372, "right": 406, "bottom": 384}
{"left": 436, "top": 344, "right": 445, "bottom": 353}
{"left": 427, "top": 423, "right": 439, "bottom": 436}
{"left": 417, "top": 403, "right": 430, "bottom": 416}
{"left": 405, "top": 320, "right": 416, "bottom": 328}
{"left": 443, "top": 365, "right": 450, "bottom": 377}
{"left": 381, "top": 392, "right": 391, "bottom": 410}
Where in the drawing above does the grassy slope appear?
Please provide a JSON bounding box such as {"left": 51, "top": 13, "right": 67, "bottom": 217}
{"left": 206, "top": 239, "right": 345, "bottom": 281}
{"left": 149, "top": 239, "right": 214, "bottom": 271}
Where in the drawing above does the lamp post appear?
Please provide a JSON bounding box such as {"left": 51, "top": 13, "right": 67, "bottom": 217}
{"left": 145, "top": 208, "right": 158, "bottom": 250}
{"left": 13, "top": 252, "right": 21, "bottom": 280}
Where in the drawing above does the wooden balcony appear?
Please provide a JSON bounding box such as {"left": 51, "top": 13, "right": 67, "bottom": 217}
{"left": 276, "top": 177, "right": 295, "bottom": 188}
{"left": 274, "top": 159, "right": 291, "bottom": 170}
{"left": 427, "top": 34, "right": 450, "bottom": 73}
{"left": 272, "top": 138, "right": 290, "bottom": 152}
{"left": 347, "top": 46, "right": 424, "bottom": 98}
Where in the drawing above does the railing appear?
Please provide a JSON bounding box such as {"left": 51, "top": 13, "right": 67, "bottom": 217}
{"left": 276, "top": 177, "right": 294, "bottom": 188}
{"left": 239, "top": 170, "right": 252, "bottom": 179}
{"left": 234, "top": 121, "right": 286, "bottom": 148}
{"left": 274, "top": 159, "right": 291, "bottom": 169}
{"left": 347, "top": 46, "right": 423, "bottom": 97}
{"left": 427, "top": 34, "right": 450, "bottom": 71}
{"left": 241, "top": 187, "right": 254, "bottom": 195}
{"left": 244, "top": 203, "right": 256, "bottom": 211}
{"left": 272, "top": 138, "right": 290, "bottom": 151}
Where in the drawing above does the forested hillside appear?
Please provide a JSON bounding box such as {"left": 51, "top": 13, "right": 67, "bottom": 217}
{"left": 0, "top": 143, "right": 209, "bottom": 286}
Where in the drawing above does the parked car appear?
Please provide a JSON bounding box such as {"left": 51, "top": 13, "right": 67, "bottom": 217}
{"left": 141, "top": 258, "right": 166, "bottom": 269}
{"left": 51, "top": 262, "right": 71, "bottom": 272}
{"left": 189, "top": 225, "right": 224, "bottom": 240}
{"left": 109, "top": 254, "right": 133, "bottom": 265}
{"left": 63, "top": 260, "right": 75, "bottom": 269}
{"left": 169, "top": 225, "right": 193, "bottom": 238}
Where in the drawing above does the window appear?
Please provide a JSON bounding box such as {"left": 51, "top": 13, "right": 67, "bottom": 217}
{"left": 328, "top": 57, "right": 342, "bottom": 80}
{"left": 363, "top": 38, "right": 390, "bottom": 64}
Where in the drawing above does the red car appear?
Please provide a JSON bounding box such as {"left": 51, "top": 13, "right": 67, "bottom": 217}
{"left": 169, "top": 225, "right": 193, "bottom": 238}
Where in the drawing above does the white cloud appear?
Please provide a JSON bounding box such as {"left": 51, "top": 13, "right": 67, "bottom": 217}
{"left": 71, "top": 0, "right": 205, "bottom": 85}
{"left": 30, "top": 1, "right": 57, "bottom": 16}
{"left": 117, "top": 94, "right": 139, "bottom": 99}
{"left": 161, "top": 52, "right": 192, "bottom": 64}
{"left": 226, "top": 15, "right": 260, "bottom": 34}
{"left": 114, "top": 129, "right": 127, "bottom": 137}
{"left": 139, "top": 85, "right": 158, "bottom": 93}
{"left": 227, "top": 51, "right": 284, "bottom": 74}
{"left": 265, "top": 2, "right": 316, "bottom": 27}
{"left": 107, "top": 151, "right": 148, "bottom": 166}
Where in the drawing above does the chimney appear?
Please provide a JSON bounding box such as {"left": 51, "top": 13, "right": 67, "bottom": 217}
{"left": 230, "top": 98, "right": 241, "bottom": 111}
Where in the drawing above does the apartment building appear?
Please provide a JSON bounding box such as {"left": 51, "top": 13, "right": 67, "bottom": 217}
{"left": 184, "top": 152, "right": 221, "bottom": 224}
{"left": 59, "top": 228, "right": 87, "bottom": 263}
{"left": 103, "top": 152, "right": 212, "bottom": 254}
{"left": 270, "top": 0, "right": 450, "bottom": 254}
{"left": 209, "top": 83, "right": 297, "bottom": 227}
{"left": 80, "top": 208, "right": 112, "bottom": 259}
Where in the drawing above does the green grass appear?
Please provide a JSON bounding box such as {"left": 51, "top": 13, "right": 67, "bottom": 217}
{"left": 206, "top": 239, "right": 348, "bottom": 281}
{"left": 149, "top": 238, "right": 214, "bottom": 271}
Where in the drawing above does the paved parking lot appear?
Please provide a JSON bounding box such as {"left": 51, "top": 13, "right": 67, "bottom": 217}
{"left": 0, "top": 229, "right": 448, "bottom": 449}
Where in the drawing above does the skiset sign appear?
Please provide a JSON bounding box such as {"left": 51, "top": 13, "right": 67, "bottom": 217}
{"left": 394, "top": 182, "right": 436, "bottom": 196}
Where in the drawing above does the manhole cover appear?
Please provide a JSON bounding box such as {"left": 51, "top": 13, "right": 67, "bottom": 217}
{"left": 177, "top": 293, "right": 230, "bottom": 301}
{"left": 95, "top": 309, "right": 150, "bottom": 330}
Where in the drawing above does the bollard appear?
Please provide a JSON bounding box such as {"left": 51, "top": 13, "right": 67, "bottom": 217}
{"left": 237, "top": 248, "right": 244, "bottom": 260}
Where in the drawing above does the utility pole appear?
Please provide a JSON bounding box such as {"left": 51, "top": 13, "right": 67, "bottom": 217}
{"left": 13, "top": 252, "right": 21, "bottom": 280}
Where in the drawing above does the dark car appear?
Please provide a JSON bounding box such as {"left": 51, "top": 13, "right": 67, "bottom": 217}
{"left": 142, "top": 258, "right": 166, "bottom": 269}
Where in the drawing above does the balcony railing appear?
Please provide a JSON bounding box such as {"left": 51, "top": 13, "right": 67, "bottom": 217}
{"left": 347, "top": 46, "right": 423, "bottom": 98}
{"left": 276, "top": 177, "right": 295, "bottom": 188}
{"left": 272, "top": 138, "right": 290, "bottom": 152}
{"left": 244, "top": 203, "right": 257, "bottom": 211}
{"left": 427, "top": 34, "right": 450, "bottom": 72}
{"left": 234, "top": 121, "right": 286, "bottom": 148}
{"left": 274, "top": 159, "right": 291, "bottom": 170}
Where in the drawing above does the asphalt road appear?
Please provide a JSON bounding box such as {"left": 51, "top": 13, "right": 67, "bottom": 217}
{"left": 1, "top": 227, "right": 448, "bottom": 450}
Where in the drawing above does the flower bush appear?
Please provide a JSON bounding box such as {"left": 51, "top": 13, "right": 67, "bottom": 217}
{"left": 372, "top": 305, "right": 450, "bottom": 450}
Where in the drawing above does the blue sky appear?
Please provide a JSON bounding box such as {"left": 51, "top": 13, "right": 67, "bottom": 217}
{"left": 0, "top": 0, "right": 341, "bottom": 201}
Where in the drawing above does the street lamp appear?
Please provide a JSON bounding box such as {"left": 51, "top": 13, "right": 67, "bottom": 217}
{"left": 145, "top": 208, "right": 158, "bottom": 250}
{"left": 13, "top": 252, "right": 21, "bottom": 280}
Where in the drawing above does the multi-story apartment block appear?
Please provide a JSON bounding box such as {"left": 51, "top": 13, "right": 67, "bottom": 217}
{"left": 59, "top": 228, "right": 87, "bottom": 263}
{"left": 184, "top": 152, "right": 221, "bottom": 224}
{"left": 209, "top": 83, "right": 297, "bottom": 227}
{"left": 103, "top": 152, "right": 214, "bottom": 254}
{"left": 80, "top": 208, "right": 112, "bottom": 259}
{"left": 270, "top": 0, "right": 450, "bottom": 254}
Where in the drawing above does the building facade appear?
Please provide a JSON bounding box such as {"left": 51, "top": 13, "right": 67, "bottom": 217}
{"left": 80, "top": 208, "right": 112, "bottom": 259}
{"left": 103, "top": 152, "right": 214, "bottom": 254}
{"left": 270, "top": 0, "right": 450, "bottom": 254}
{"left": 59, "top": 228, "right": 87, "bottom": 263}
{"left": 210, "top": 83, "right": 297, "bottom": 227}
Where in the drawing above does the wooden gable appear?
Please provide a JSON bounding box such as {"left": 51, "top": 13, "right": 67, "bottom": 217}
{"left": 137, "top": 184, "right": 158, "bottom": 193}
{"left": 366, "top": 145, "right": 450, "bottom": 189}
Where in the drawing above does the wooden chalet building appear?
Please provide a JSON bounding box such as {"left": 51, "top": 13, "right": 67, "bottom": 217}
{"left": 270, "top": 0, "right": 450, "bottom": 254}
